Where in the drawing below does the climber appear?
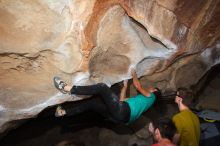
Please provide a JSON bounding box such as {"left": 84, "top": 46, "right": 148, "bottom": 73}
{"left": 53, "top": 69, "right": 161, "bottom": 124}
{"left": 149, "top": 118, "right": 178, "bottom": 146}
{"left": 172, "top": 88, "right": 200, "bottom": 146}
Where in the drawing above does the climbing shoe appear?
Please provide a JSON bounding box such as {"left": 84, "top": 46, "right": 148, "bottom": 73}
{"left": 55, "top": 106, "right": 66, "bottom": 117}
{"left": 53, "top": 76, "right": 68, "bottom": 94}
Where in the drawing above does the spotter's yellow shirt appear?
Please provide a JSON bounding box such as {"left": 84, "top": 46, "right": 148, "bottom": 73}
{"left": 172, "top": 109, "right": 200, "bottom": 146}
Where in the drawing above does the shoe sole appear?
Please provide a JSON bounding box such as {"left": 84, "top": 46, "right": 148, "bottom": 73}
{"left": 53, "top": 76, "right": 68, "bottom": 94}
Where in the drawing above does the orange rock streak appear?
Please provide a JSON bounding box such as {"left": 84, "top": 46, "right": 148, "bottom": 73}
{"left": 80, "top": 0, "right": 135, "bottom": 71}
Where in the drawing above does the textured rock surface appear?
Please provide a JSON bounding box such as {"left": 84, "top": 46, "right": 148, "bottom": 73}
{"left": 0, "top": 0, "right": 219, "bottom": 134}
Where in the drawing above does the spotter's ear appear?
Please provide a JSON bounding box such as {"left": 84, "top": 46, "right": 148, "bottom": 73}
{"left": 154, "top": 128, "right": 161, "bottom": 140}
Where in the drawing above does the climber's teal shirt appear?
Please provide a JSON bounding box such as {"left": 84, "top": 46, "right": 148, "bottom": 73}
{"left": 125, "top": 93, "right": 156, "bottom": 124}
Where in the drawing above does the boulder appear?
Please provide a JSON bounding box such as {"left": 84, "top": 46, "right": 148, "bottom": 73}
{"left": 0, "top": 0, "right": 219, "bottom": 134}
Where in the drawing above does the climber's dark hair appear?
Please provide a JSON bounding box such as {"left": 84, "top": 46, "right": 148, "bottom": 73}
{"left": 153, "top": 87, "right": 162, "bottom": 99}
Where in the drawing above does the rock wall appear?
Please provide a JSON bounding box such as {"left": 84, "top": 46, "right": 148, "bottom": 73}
{"left": 0, "top": 0, "right": 219, "bottom": 134}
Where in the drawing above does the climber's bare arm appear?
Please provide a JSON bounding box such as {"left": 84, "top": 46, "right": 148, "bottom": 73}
{"left": 120, "top": 80, "right": 128, "bottom": 101}
{"left": 131, "top": 69, "right": 150, "bottom": 97}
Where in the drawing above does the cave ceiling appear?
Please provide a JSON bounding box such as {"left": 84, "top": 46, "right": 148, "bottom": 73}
{"left": 0, "top": 0, "right": 219, "bottom": 134}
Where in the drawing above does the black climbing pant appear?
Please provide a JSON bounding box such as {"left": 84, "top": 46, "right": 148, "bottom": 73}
{"left": 65, "top": 83, "right": 130, "bottom": 123}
